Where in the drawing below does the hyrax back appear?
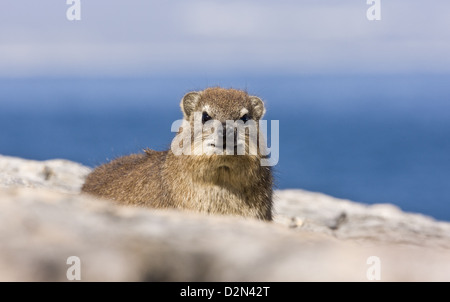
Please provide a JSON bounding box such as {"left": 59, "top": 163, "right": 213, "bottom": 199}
{"left": 82, "top": 87, "right": 273, "bottom": 220}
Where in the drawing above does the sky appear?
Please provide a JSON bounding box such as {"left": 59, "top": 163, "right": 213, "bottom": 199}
{"left": 1, "top": 0, "right": 450, "bottom": 77}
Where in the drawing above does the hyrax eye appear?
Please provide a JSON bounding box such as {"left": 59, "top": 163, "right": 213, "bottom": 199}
{"left": 202, "top": 112, "right": 212, "bottom": 124}
{"left": 240, "top": 114, "right": 250, "bottom": 123}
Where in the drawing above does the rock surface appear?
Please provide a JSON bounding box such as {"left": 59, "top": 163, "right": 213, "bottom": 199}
{"left": 274, "top": 190, "right": 450, "bottom": 249}
{"left": 1, "top": 154, "right": 449, "bottom": 281}
{"left": 0, "top": 155, "right": 91, "bottom": 193}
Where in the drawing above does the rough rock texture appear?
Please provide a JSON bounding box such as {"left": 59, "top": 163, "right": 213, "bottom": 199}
{"left": 274, "top": 190, "right": 450, "bottom": 249}
{"left": 0, "top": 155, "right": 91, "bottom": 193}
{"left": 1, "top": 154, "right": 449, "bottom": 281}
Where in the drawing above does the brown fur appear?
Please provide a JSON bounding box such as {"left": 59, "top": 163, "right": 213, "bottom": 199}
{"left": 82, "top": 87, "right": 273, "bottom": 220}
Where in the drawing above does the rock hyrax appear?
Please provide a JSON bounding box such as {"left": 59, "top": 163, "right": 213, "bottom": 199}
{"left": 82, "top": 87, "right": 273, "bottom": 220}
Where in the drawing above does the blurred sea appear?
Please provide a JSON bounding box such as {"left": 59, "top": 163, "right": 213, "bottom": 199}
{"left": 1, "top": 75, "right": 449, "bottom": 221}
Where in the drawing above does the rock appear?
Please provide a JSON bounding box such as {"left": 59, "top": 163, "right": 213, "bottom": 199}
{"left": 1, "top": 155, "right": 450, "bottom": 281}
{"left": 274, "top": 190, "right": 450, "bottom": 249}
{"left": 0, "top": 155, "right": 91, "bottom": 194}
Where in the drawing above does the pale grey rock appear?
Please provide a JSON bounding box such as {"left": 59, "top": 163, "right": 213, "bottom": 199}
{"left": 1, "top": 187, "right": 450, "bottom": 282}
{"left": 1, "top": 155, "right": 450, "bottom": 281}
{"left": 0, "top": 155, "right": 91, "bottom": 194}
{"left": 274, "top": 190, "right": 450, "bottom": 248}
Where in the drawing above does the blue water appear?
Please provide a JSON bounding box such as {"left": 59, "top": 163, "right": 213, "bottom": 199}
{"left": 1, "top": 75, "right": 449, "bottom": 221}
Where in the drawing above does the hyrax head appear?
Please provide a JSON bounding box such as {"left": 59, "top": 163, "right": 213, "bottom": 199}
{"left": 181, "top": 87, "right": 265, "bottom": 123}
{"left": 179, "top": 87, "right": 266, "bottom": 156}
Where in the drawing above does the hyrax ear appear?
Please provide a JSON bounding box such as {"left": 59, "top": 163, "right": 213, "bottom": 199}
{"left": 250, "top": 96, "right": 266, "bottom": 120}
{"left": 180, "top": 91, "right": 201, "bottom": 119}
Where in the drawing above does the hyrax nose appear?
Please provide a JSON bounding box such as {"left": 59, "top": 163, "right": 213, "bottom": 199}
{"left": 222, "top": 123, "right": 237, "bottom": 149}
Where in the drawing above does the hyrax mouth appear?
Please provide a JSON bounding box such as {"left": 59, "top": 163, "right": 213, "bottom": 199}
{"left": 218, "top": 165, "right": 231, "bottom": 172}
